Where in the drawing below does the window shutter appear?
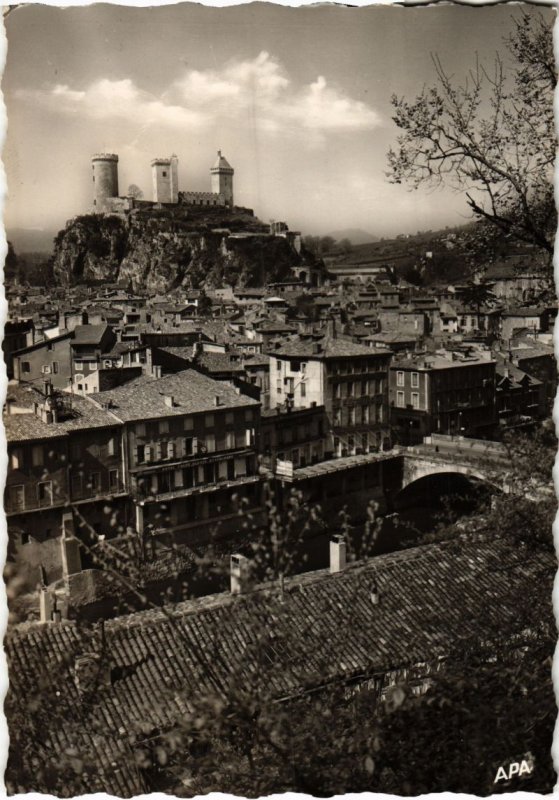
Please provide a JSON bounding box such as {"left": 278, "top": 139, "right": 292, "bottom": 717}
{"left": 168, "top": 441, "right": 175, "bottom": 459}
{"left": 192, "top": 437, "right": 198, "bottom": 455}
{"left": 156, "top": 442, "right": 162, "bottom": 461}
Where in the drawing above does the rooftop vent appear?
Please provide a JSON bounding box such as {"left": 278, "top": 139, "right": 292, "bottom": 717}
{"left": 164, "top": 395, "right": 175, "bottom": 408}
{"left": 214, "top": 394, "right": 222, "bottom": 407}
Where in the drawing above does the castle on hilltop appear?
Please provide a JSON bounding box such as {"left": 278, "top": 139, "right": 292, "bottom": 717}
{"left": 91, "top": 151, "right": 234, "bottom": 213}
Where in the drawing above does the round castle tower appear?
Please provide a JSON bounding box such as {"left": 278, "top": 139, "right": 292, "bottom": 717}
{"left": 210, "top": 150, "right": 234, "bottom": 207}
{"left": 91, "top": 154, "right": 119, "bottom": 209}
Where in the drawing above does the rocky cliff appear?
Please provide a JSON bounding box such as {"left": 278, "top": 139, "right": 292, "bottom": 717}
{"left": 51, "top": 206, "right": 313, "bottom": 293}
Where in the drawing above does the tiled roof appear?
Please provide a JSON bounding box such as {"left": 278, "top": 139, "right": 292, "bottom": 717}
{"left": 496, "top": 362, "right": 541, "bottom": 386}
{"left": 196, "top": 352, "right": 246, "bottom": 373}
{"left": 393, "top": 354, "right": 495, "bottom": 371}
{"left": 6, "top": 539, "right": 553, "bottom": 795}
{"left": 273, "top": 335, "right": 391, "bottom": 360}
{"left": 4, "top": 388, "right": 121, "bottom": 443}
{"left": 89, "top": 369, "right": 258, "bottom": 422}
{"left": 72, "top": 324, "right": 110, "bottom": 345}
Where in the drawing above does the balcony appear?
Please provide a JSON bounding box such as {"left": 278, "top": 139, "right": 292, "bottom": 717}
{"left": 131, "top": 446, "right": 253, "bottom": 475}
{"left": 137, "top": 473, "right": 261, "bottom": 505}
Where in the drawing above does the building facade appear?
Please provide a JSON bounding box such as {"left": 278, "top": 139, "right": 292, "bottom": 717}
{"left": 269, "top": 336, "right": 392, "bottom": 456}
{"left": 389, "top": 353, "right": 497, "bottom": 444}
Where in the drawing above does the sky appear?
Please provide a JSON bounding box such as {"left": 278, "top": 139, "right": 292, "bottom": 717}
{"left": 3, "top": 2, "right": 555, "bottom": 240}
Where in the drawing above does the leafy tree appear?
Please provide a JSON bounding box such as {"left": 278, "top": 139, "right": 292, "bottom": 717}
{"left": 338, "top": 237, "right": 353, "bottom": 255}
{"left": 387, "top": 10, "right": 556, "bottom": 258}
{"left": 127, "top": 184, "right": 144, "bottom": 200}
{"left": 196, "top": 290, "right": 213, "bottom": 316}
{"left": 459, "top": 279, "right": 495, "bottom": 310}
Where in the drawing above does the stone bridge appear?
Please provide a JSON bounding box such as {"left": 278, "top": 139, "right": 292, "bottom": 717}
{"left": 398, "top": 435, "right": 510, "bottom": 495}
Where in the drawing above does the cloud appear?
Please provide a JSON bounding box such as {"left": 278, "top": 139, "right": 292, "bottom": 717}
{"left": 19, "top": 78, "right": 206, "bottom": 129}
{"left": 15, "top": 52, "right": 381, "bottom": 139}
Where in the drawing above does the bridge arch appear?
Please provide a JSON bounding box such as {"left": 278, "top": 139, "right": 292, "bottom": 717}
{"left": 395, "top": 466, "right": 503, "bottom": 513}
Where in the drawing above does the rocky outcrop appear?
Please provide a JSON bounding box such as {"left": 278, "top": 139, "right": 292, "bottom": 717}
{"left": 52, "top": 206, "right": 314, "bottom": 293}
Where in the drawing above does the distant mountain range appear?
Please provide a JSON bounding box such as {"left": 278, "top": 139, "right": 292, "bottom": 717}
{"left": 7, "top": 227, "right": 57, "bottom": 254}
{"left": 328, "top": 228, "right": 380, "bottom": 246}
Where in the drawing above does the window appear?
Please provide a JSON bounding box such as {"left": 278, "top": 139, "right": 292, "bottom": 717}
{"left": 300, "top": 382, "right": 306, "bottom": 398}
{"left": 205, "top": 434, "right": 216, "bottom": 453}
{"left": 89, "top": 473, "right": 101, "bottom": 494}
{"left": 234, "top": 456, "right": 247, "bottom": 477}
{"left": 349, "top": 407, "right": 356, "bottom": 425}
{"left": 276, "top": 360, "right": 282, "bottom": 371}
{"left": 21, "top": 361, "right": 30, "bottom": 374}
{"left": 168, "top": 441, "right": 176, "bottom": 459}
{"left": 10, "top": 448, "right": 23, "bottom": 470}
{"left": 159, "top": 420, "right": 169, "bottom": 435}
{"left": 183, "top": 417, "right": 194, "bottom": 431}
{"left": 41, "top": 365, "right": 52, "bottom": 375}
{"left": 184, "top": 437, "right": 194, "bottom": 456}
{"left": 109, "top": 469, "right": 119, "bottom": 491}
{"left": 31, "top": 445, "right": 44, "bottom": 467}
{"left": 52, "top": 362, "right": 59, "bottom": 374}
{"left": 47, "top": 342, "right": 53, "bottom": 352}
{"left": 397, "top": 371, "right": 404, "bottom": 387}
{"left": 160, "top": 441, "right": 168, "bottom": 459}
{"left": 411, "top": 392, "right": 420, "bottom": 409}
{"left": 397, "top": 391, "right": 405, "bottom": 408}
{"left": 74, "top": 362, "right": 83, "bottom": 371}
{"left": 411, "top": 372, "right": 419, "bottom": 388}
{"left": 225, "top": 412, "right": 234, "bottom": 425}
{"left": 205, "top": 414, "right": 214, "bottom": 428}
{"left": 71, "top": 473, "right": 83, "bottom": 497}
{"left": 37, "top": 481, "right": 53, "bottom": 506}
{"left": 108, "top": 437, "right": 116, "bottom": 456}
{"left": 136, "top": 423, "right": 146, "bottom": 438}
{"left": 225, "top": 431, "right": 235, "bottom": 449}
{"left": 9, "top": 485, "right": 25, "bottom": 511}
{"left": 162, "top": 170, "right": 167, "bottom": 177}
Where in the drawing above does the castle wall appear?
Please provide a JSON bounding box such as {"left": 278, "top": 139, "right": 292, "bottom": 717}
{"left": 180, "top": 191, "right": 226, "bottom": 207}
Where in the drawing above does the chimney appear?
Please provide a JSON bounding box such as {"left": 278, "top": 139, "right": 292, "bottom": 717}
{"left": 329, "top": 534, "right": 346, "bottom": 574}
{"left": 39, "top": 587, "right": 54, "bottom": 623}
{"left": 60, "top": 512, "right": 81, "bottom": 582}
{"left": 230, "top": 553, "right": 251, "bottom": 595}
{"left": 164, "top": 395, "right": 175, "bottom": 408}
{"left": 153, "top": 364, "right": 162, "bottom": 378}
